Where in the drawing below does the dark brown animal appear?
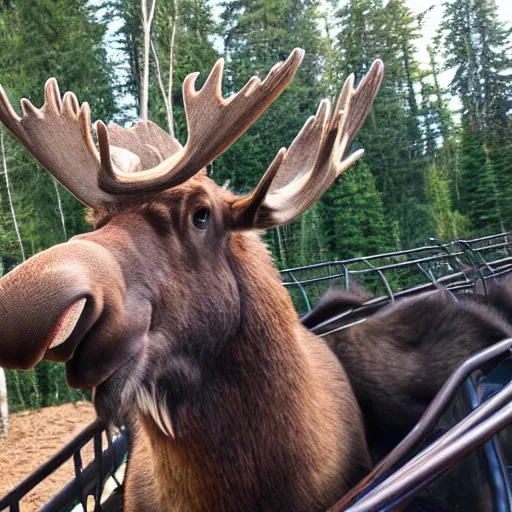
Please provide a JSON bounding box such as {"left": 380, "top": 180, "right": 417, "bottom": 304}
{"left": 0, "top": 51, "right": 384, "bottom": 511}
{"left": 471, "top": 273, "right": 512, "bottom": 325}
{"left": 301, "top": 283, "right": 371, "bottom": 330}
{"left": 305, "top": 287, "right": 512, "bottom": 460}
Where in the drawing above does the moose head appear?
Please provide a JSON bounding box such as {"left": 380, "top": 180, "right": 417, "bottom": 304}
{"left": 0, "top": 50, "right": 383, "bottom": 510}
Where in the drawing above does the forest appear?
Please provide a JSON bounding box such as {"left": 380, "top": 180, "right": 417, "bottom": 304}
{"left": 0, "top": 0, "right": 511, "bottom": 410}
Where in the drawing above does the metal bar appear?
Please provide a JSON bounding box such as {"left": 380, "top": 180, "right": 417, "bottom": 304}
{"left": 280, "top": 232, "right": 511, "bottom": 276}
{"left": 40, "top": 430, "right": 128, "bottom": 512}
{"left": 73, "top": 449, "right": 87, "bottom": 510}
{"left": 280, "top": 245, "right": 446, "bottom": 273}
{"left": 282, "top": 251, "right": 467, "bottom": 286}
{"left": 330, "top": 338, "right": 512, "bottom": 511}
{"left": 280, "top": 246, "right": 466, "bottom": 276}
{"left": 367, "top": 378, "right": 512, "bottom": 495}
{"left": 282, "top": 254, "right": 512, "bottom": 289}
{"left": 288, "top": 271, "right": 311, "bottom": 312}
{"left": 345, "top": 402, "right": 512, "bottom": 512}
{"left": 459, "top": 232, "right": 511, "bottom": 244}
{"left": 464, "top": 378, "right": 512, "bottom": 512}
{"left": 0, "top": 420, "right": 105, "bottom": 510}
{"left": 93, "top": 431, "right": 104, "bottom": 512}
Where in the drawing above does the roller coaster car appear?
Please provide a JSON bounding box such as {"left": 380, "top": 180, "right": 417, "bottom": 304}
{"left": 396, "top": 361, "right": 512, "bottom": 512}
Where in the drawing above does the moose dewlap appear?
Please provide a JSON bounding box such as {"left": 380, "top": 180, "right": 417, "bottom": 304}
{"left": 0, "top": 50, "right": 383, "bottom": 511}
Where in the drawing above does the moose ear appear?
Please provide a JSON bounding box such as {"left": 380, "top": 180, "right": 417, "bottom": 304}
{"left": 231, "top": 60, "right": 384, "bottom": 230}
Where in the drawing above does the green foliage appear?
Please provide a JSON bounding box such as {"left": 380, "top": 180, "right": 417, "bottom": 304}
{"left": 333, "top": 0, "right": 433, "bottom": 249}
{"left": 458, "top": 121, "right": 504, "bottom": 235}
{"left": 441, "top": 0, "right": 512, "bottom": 234}
{"left": 318, "top": 162, "right": 390, "bottom": 258}
{"left": 426, "top": 163, "right": 469, "bottom": 240}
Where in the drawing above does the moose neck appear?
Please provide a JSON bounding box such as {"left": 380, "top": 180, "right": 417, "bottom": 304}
{"left": 125, "top": 232, "right": 367, "bottom": 512}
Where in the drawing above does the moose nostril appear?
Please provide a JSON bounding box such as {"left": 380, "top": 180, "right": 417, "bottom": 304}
{"left": 47, "top": 298, "right": 87, "bottom": 350}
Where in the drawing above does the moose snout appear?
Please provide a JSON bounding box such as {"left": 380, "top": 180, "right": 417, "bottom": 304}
{"left": 0, "top": 239, "right": 123, "bottom": 370}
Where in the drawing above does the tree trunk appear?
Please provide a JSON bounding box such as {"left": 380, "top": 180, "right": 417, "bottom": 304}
{"left": 167, "top": 0, "right": 178, "bottom": 136}
{"left": 140, "top": 0, "right": 156, "bottom": 121}
{"left": 1, "top": 133, "right": 26, "bottom": 261}
{"left": 0, "top": 368, "right": 8, "bottom": 437}
{"left": 53, "top": 178, "right": 67, "bottom": 240}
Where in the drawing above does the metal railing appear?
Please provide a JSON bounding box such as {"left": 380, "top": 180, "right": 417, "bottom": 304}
{"left": 281, "top": 232, "right": 512, "bottom": 316}
{"left": 0, "top": 421, "right": 127, "bottom": 512}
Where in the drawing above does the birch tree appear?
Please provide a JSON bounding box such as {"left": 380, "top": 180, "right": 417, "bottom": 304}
{"left": 140, "top": 0, "right": 156, "bottom": 121}
{"left": 150, "top": 0, "right": 178, "bottom": 135}
{"left": 0, "top": 368, "right": 7, "bottom": 437}
{"left": 1, "top": 133, "right": 25, "bottom": 261}
{"left": 52, "top": 178, "right": 67, "bottom": 240}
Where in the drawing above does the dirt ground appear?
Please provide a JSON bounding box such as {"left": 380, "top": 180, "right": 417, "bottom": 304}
{"left": 0, "top": 401, "right": 97, "bottom": 511}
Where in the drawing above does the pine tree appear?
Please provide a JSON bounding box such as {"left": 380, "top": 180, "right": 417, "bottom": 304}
{"left": 0, "top": 0, "right": 116, "bottom": 411}
{"left": 441, "top": 0, "right": 512, "bottom": 233}
{"left": 217, "top": 0, "right": 327, "bottom": 190}
{"left": 333, "top": 0, "right": 432, "bottom": 249}
{"left": 318, "top": 162, "right": 390, "bottom": 258}
{"left": 217, "top": 0, "right": 333, "bottom": 264}
{"left": 426, "top": 163, "right": 468, "bottom": 241}
{"left": 458, "top": 121, "right": 503, "bottom": 234}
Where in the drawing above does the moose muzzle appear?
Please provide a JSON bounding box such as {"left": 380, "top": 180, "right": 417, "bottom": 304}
{"left": 0, "top": 239, "right": 124, "bottom": 370}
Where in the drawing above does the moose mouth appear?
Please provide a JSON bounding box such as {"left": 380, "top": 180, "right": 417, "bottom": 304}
{"left": 45, "top": 298, "right": 88, "bottom": 354}
{"left": 0, "top": 233, "right": 152, "bottom": 407}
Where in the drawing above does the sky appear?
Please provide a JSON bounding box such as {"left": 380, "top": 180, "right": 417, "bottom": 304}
{"left": 406, "top": 0, "right": 512, "bottom": 65}
{"left": 103, "top": 0, "right": 512, "bottom": 118}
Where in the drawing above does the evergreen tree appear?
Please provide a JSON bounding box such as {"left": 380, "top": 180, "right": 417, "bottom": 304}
{"left": 426, "top": 163, "right": 468, "bottom": 241}
{"left": 441, "top": 0, "right": 512, "bottom": 232}
{"left": 318, "top": 162, "right": 390, "bottom": 258}
{"left": 334, "top": 0, "right": 432, "bottom": 249}
{"left": 218, "top": 0, "right": 333, "bottom": 265}
{"left": 442, "top": 0, "right": 512, "bottom": 135}
{"left": 0, "top": 0, "right": 116, "bottom": 411}
{"left": 458, "top": 120, "right": 503, "bottom": 234}
{"left": 0, "top": 0, "right": 116, "bottom": 260}
{"left": 419, "top": 43, "right": 468, "bottom": 240}
{"left": 218, "top": 0, "right": 327, "bottom": 191}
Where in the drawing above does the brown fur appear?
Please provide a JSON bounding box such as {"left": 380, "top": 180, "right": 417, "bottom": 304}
{"left": 471, "top": 273, "right": 512, "bottom": 325}
{"left": 0, "top": 175, "right": 371, "bottom": 511}
{"left": 304, "top": 287, "right": 512, "bottom": 460}
{"left": 301, "top": 283, "right": 371, "bottom": 330}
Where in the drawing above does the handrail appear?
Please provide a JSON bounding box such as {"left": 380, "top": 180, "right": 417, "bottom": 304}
{"left": 330, "top": 338, "right": 512, "bottom": 510}
{"left": 0, "top": 420, "right": 127, "bottom": 512}
{"left": 280, "top": 232, "right": 511, "bottom": 275}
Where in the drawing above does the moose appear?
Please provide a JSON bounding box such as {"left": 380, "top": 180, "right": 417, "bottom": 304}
{"left": 304, "top": 284, "right": 512, "bottom": 460}
{"left": 0, "top": 50, "right": 384, "bottom": 510}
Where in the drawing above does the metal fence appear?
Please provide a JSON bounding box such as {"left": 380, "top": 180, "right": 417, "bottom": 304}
{"left": 0, "top": 421, "right": 127, "bottom": 512}
{"left": 281, "top": 231, "right": 512, "bottom": 315}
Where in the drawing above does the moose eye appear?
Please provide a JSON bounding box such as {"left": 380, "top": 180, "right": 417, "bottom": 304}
{"left": 192, "top": 208, "right": 211, "bottom": 229}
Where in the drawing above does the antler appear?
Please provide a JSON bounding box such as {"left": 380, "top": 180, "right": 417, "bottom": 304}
{"left": 0, "top": 79, "right": 115, "bottom": 207}
{"left": 231, "top": 60, "right": 384, "bottom": 229}
{"left": 0, "top": 49, "right": 304, "bottom": 206}
{"left": 97, "top": 48, "right": 305, "bottom": 194}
